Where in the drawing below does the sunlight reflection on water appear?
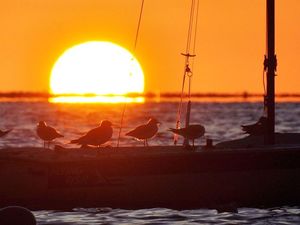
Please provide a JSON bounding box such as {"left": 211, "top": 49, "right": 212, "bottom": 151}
{"left": 49, "top": 96, "right": 145, "bottom": 104}
{"left": 0, "top": 101, "right": 300, "bottom": 148}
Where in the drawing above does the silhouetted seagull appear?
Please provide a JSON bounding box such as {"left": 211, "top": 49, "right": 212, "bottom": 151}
{"left": 36, "top": 121, "right": 63, "bottom": 148}
{"left": 70, "top": 120, "right": 113, "bottom": 147}
{"left": 0, "top": 129, "right": 12, "bottom": 138}
{"left": 241, "top": 116, "right": 267, "bottom": 135}
{"left": 126, "top": 118, "right": 160, "bottom": 146}
{"left": 169, "top": 124, "right": 205, "bottom": 146}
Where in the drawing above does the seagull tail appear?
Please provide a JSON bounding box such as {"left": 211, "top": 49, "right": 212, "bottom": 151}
{"left": 0, "top": 129, "right": 12, "bottom": 137}
{"left": 69, "top": 139, "right": 79, "bottom": 144}
{"left": 4, "top": 129, "right": 12, "bottom": 134}
{"left": 168, "top": 128, "right": 179, "bottom": 134}
{"left": 125, "top": 131, "right": 134, "bottom": 136}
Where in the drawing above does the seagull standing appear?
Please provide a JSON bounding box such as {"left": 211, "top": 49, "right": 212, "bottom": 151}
{"left": 169, "top": 124, "right": 205, "bottom": 146}
{"left": 0, "top": 129, "right": 12, "bottom": 138}
{"left": 36, "top": 121, "right": 64, "bottom": 148}
{"left": 241, "top": 116, "right": 267, "bottom": 135}
{"left": 126, "top": 118, "right": 160, "bottom": 146}
{"left": 70, "top": 120, "right": 113, "bottom": 147}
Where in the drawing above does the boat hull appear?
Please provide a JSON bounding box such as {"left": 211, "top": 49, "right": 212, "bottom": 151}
{"left": 0, "top": 146, "right": 300, "bottom": 210}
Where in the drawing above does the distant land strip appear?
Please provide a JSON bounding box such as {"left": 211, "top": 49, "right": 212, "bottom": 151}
{"left": 1, "top": 92, "right": 300, "bottom": 99}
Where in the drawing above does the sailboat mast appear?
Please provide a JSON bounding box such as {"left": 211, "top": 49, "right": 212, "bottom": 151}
{"left": 265, "top": 0, "right": 277, "bottom": 144}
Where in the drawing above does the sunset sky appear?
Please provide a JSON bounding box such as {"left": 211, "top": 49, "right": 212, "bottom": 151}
{"left": 0, "top": 0, "right": 299, "bottom": 94}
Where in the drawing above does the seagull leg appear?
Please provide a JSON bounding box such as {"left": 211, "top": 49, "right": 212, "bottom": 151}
{"left": 146, "top": 139, "right": 149, "bottom": 146}
{"left": 193, "top": 139, "right": 195, "bottom": 147}
{"left": 43, "top": 141, "right": 45, "bottom": 149}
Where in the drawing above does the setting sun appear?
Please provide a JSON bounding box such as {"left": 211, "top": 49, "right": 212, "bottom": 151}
{"left": 50, "top": 41, "right": 144, "bottom": 96}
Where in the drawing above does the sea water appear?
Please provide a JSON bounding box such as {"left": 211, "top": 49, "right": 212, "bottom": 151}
{"left": 0, "top": 100, "right": 300, "bottom": 224}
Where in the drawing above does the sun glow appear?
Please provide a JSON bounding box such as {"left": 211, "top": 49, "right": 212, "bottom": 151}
{"left": 50, "top": 41, "right": 144, "bottom": 101}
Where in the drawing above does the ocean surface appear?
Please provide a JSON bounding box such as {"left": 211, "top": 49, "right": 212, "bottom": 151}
{"left": 1, "top": 99, "right": 300, "bottom": 224}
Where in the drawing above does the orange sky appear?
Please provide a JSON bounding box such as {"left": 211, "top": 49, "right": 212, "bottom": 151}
{"left": 0, "top": 0, "right": 299, "bottom": 94}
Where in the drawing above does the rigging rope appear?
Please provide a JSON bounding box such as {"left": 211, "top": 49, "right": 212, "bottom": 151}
{"left": 174, "top": 0, "right": 199, "bottom": 145}
{"left": 188, "top": 0, "right": 200, "bottom": 99}
{"left": 186, "top": 0, "right": 196, "bottom": 53}
{"left": 190, "top": 0, "right": 200, "bottom": 81}
{"left": 117, "top": 0, "right": 145, "bottom": 147}
{"left": 134, "top": 0, "right": 145, "bottom": 52}
{"left": 192, "top": 0, "right": 199, "bottom": 57}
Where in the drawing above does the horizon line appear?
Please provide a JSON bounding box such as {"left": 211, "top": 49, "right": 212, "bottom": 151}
{"left": 0, "top": 91, "right": 300, "bottom": 98}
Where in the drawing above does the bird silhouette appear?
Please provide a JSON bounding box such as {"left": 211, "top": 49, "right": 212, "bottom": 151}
{"left": 0, "top": 129, "right": 12, "bottom": 138}
{"left": 241, "top": 116, "right": 267, "bottom": 136}
{"left": 36, "top": 121, "right": 64, "bottom": 148}
{"left": 126, "top": 118, "right": 160, "bottom": 146}
{"left": 70, "top": 120, "right": 113, "bottom": 147}
{"left": 169, "top": 124, "right": 205, "bottom": 146}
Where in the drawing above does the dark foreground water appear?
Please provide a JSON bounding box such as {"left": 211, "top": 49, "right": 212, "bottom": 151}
{"left": 34, "top": 207, "right": 300, "bottom": 225}
{"left": 1, "top": 100, "right": 300, "bottom": 224}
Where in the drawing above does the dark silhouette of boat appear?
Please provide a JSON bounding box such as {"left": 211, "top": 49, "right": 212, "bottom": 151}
{"left": 1, "top": 141, "right": 300, "bottom": 210}
{"left": 0, "top": 0, "right": 300, "bottom": 211}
